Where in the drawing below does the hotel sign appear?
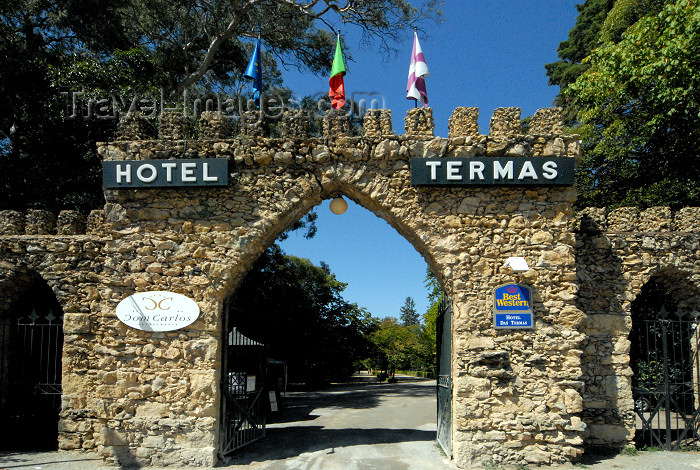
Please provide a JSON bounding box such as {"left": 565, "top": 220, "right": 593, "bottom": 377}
{"left": 116, "top": 291, "right": 200, "bottom": 332}
{"left": 493, "top": 283, "right": 533, "bottom": 329}
{"left": 103, "top": 158, "right": 228, "bottom": 188}
{"left": 410, "top": 157, "right": 574, "bottom": 187}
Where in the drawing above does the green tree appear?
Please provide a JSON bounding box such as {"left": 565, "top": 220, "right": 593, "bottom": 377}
{"left": 565, "top": 0, "right": 700, "bottom": 209}
{"left": 399, "top": 296, "right": 419, "bottom": 326}
{"left": 371, "top": 317, "right": 422, "bottom": 374}
{"left": 229, "top": 244, "right": 377, "bottom": 386}
{"left": 545, "top": 0, "right": 616, "bottom": 123}
{"left": 422, "top": 268, "right": 444, "bottom": 375}
{"left": 0, "top": 0, "right": 440, "bottom": 212}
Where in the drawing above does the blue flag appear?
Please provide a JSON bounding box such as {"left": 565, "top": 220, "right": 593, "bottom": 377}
{"left": 244, "top": 38, "right": 262, "bottom": 104}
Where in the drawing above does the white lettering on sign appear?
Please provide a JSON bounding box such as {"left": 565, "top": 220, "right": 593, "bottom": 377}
{"left": 116, "top": 164, "right": 131, "bottom": 183}
{"left": 103, "top": 159, "right": 228, "bottom": 188}
{"left": 470, "top": 161, "right": 485, "bottom": 180}
{"left": 493, "top": 160, "right": 513, "bottom": 180}
{"left": 418, "top": 159, "right": 567, "bottom": 183}
{"left": 162, "top": 162, "right": 177, "bottom": 182}
{"left": 426, "top": 161, "right": 441, "bottom": 181}
{"left": 542, "top": 161, "right": 558, "bottom": 180}
{"left": 446, "top": 161, "right": 463, "bottom": 181}
{"left": 181, "top": 162, "right": 197, "bottom": 182}
{"left": 202, "top": 163, "right": 219, "bottom": 182}
{"left": 116, "top": 291, "right": 200, "bottom": 332}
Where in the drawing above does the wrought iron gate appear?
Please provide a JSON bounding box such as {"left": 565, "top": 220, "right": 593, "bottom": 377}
{"left": 0, "top": 303, "right": 64, "bottom": 450}
{"left": 220, "top": 327, "right": 268, "bottom": 456}
{"left": 631, "top": 306, "right": 700, "bottom": 450}
{"left": 436, "top": 295, "right": 452, "bottom": 457}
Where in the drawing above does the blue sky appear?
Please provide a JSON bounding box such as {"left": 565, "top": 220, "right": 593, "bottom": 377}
{"left": 276, "top": 1, "right": 580, "bottom": 319}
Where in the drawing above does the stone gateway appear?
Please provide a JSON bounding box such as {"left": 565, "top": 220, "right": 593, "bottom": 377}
{"left": 0, "top": 106, "right": 698, "bottom": 468}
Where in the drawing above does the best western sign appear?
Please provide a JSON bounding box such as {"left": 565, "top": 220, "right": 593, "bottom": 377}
{"left": 410, "top": 157, "right": 574, "bottom": 186}
{"left": 103, "top": 159, "right": 228, "bottom": 188}
{"left": 493, "top": 284, "right": 533, "bottom": 329}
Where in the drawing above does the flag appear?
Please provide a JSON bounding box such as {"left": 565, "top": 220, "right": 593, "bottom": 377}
{"left": 406, "top": 30, "right": 429, "bottom": 107}
{"left": 244, "top": 37, "right": 262, "bottom": 105}
{"left": 329, "top": 36, "right": 346, "bottom": 110}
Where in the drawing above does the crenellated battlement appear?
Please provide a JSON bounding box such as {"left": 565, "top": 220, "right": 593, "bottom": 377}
{"left": 576, "top": 206, "right": 700, "bottom": 233}
{"left": 0, "top": 209, "right": 104, "bottom": 236}
{"left": 113, "top": 106, "right": 570, "bottom": 142}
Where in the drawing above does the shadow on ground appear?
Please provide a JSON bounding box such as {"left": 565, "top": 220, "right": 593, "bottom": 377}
{"left": 220, "top": 427, "right": 436, "bottom": 466}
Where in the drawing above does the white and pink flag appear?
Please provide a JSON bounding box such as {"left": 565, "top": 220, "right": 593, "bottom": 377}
{"left": 406, "top": 30, "right": 430, "bottom": 107}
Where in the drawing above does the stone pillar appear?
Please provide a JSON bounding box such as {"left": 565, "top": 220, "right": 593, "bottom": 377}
{"left": 0, "top": 210, "right": 24, "bottom": 235}
{"left": 489, "top": 107, "right": 522, "bottom": 137}
{"left": 87, "top": 209, "right": 105, "bottom": 235}
{"left": 363, "top": 109, "right": 393, "bottom": 137}
{"left": 608, "top": 207, "right": 639, "bottom": 232}
{"left": 25, "top": 209, "right": 56, "bottom": 235}
{"left": 57, "top": 210, "right": 87, "bottom": 235}
{"left": 529, "top": 107, "right": 563, "bottom": 135}
{"left": 199, "top": 111, "right": 233, "bottom": 139}
{"left": 323, "top": 109, "right": 351, "bottom": 137}
{"left": 158, "top": 111, "right": 192, "bottom": 140}
{"left": 240, "top": 111, "right": 270, "bottom": 137}
{"left": 116, "top": 112, "right": 156, "bottom": 141}
{"left": 448, "top": 107, "right": 479, "bottom": 139}
{"left": 281, "top": 110, "right": 311, "bottom": 138}
{"left": 404, "top": 108, "right": 435, "bottom": 137}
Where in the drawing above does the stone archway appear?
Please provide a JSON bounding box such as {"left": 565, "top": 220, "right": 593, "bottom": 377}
{"left": 83, "top": 105, "right": 586, "bottom": 468}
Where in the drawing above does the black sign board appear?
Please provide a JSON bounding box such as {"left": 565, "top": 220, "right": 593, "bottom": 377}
{"left": 410, "top": 157, "right": 575, "bottom": 187}
{"left": 103, "top": 159, "right": 228, "bottom": 189}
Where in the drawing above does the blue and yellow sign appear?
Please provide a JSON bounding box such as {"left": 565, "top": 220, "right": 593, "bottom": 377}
{"left": 493, "top": 283, "right": 533, "bottom": 329}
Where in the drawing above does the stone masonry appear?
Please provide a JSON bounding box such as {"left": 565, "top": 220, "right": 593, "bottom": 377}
{"left": 0, "top": 106, "right": 698, "bottom": 468}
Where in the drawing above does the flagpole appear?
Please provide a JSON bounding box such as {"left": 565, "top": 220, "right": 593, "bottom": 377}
{"left": 413, "top": 27, "right": 418, "bottom": 108}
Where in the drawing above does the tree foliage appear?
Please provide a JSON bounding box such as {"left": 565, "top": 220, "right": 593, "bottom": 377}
{"left": 0, "top": 0, "right": 439, "bottom": 212}
{"left": 399, "top": 296, "right": 419, "bottom": 326}
{"left": 229, "top": 244, "right": 377, "bottom": 386}
{"left": 565, "top": 0, "right": 700, "bottom": 209}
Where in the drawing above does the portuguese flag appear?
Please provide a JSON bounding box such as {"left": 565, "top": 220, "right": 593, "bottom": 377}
{"left": 329, "top": 36, "right": 346, "bottom": 110}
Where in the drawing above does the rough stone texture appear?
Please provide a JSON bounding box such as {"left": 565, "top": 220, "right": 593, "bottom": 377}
{"left": 363, "top": 109, "right": 393, "bottom": 137}
{"left": 448, "top": 107, "right": 479, "bottom": 139}
{"left": 57, "top": 210, "right": 87, "bottom": 235}
{"left": 117, "top": 113, "right": 157, "bottom": 141}
{"left": 0, "top": 210, "right": 24, "bottom": 235}
{"left": 159, "top": 112, "right": 192, "bottom": 140}
{"left": 529, "top": 108, "right": 564, "bottom": 135}
{"left": 1, "top": 106, "right": 698, "bottom": 469}
{"left": 239, "top": 111, "right": 269, "bottom": 137}
{"left": 323, "top": 109, "right": 351, "bottom": 137}
{"left": 199, "top": 112, "right": 233, "bottom": 140}
{"left": 25, "top": 209, "right": 56, "bottom": 235}
{"left": 489, "top": 107, "right": 522, "bottom": 137}
{"left": 573, "top": 207, "right": 700, "bottom": 448}
{"left": 281, "top": 110, "right": 311, "bottom": 138}
{"left": 405, "top": 108, "right": 435, "bottom": 137}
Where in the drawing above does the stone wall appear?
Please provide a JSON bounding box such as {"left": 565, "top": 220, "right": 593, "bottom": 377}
{"left": 0, "top": 105, "right": 698, "bottom": 468}
{"left": 574, "top": 207, "right": 700, "bottom": 447}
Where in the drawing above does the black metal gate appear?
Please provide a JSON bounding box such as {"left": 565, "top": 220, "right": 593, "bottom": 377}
{"left": 631, "top": 305, "right": 700, "bottom": 450}
{"left": 0, "top": 285, "right": 64, "bottom": 450}
{"left": 219, "top": 327, "right": 268, "bottom": 456}
{"left": 436, "top": 295, "right": 452, "bottom": 457}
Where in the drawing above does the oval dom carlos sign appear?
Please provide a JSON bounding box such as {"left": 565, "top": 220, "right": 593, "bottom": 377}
{"left": 116, "top": 291, "right": 200, "bottom": 332}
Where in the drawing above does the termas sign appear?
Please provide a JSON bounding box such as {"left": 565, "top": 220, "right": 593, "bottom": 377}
{"left": 493, "top": 283, "right": 533, "bottom": 329}
{"left": 103, "top": 159, "right": 228, "bottom": 188}
{"left": 410, "top": 157, "right": 575, "bottom": 186}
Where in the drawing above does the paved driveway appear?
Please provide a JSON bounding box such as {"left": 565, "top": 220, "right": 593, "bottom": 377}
{"left": 2, "top": 376, "right": 700, "bottom": 469}
{"left": 221, "top": 376, "right": 452, "bottom": 470}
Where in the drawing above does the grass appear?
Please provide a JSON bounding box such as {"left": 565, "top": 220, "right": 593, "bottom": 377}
{"left": 620, "top": 445, "right": 639, "bottom": 456}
